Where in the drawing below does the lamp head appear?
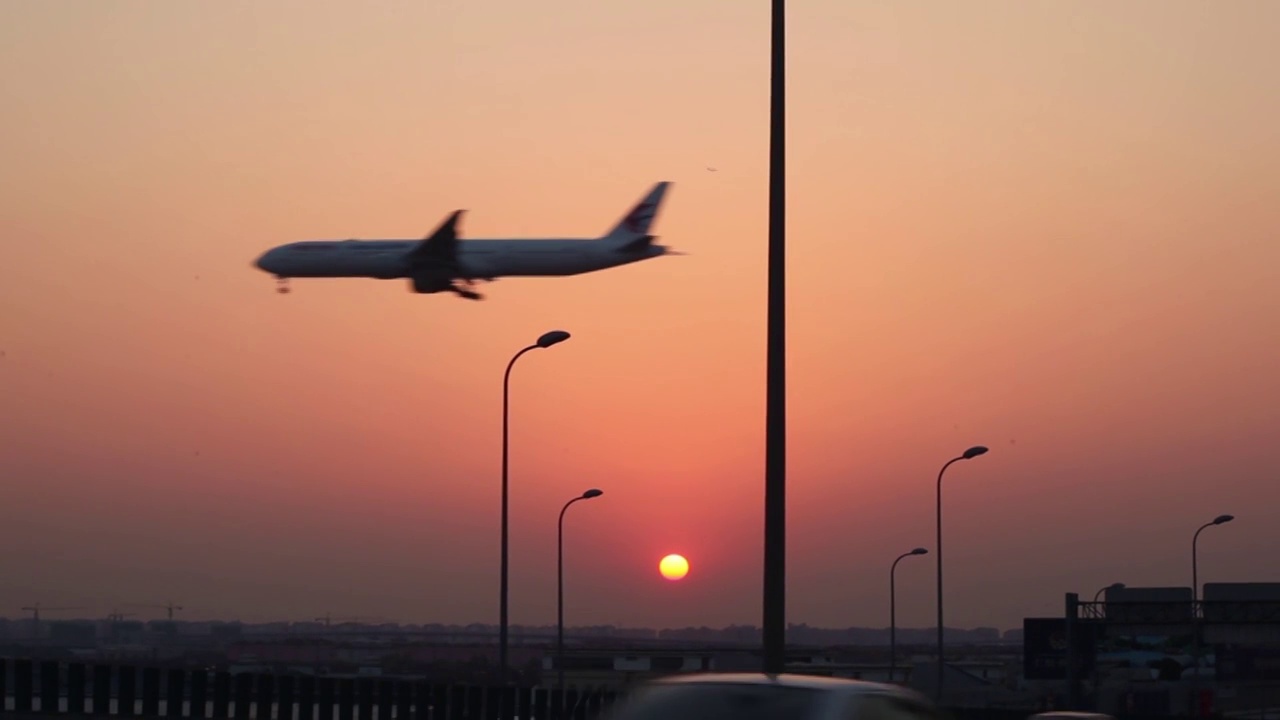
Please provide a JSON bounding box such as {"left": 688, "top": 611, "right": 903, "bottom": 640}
{"left": 1213, "top": 514, "right": 1234, "bottom": 525}
{"left": 1109, "top": 582, "right": 1125, "bottom": 591}
{"left": 962, "top": 446, "right": 989, "bottom": 460}
{"left": 910, "top": 547, "right": 929, "bottom": 556}
{"left": 582, "top": 488, "right": 603, "bottom": 499}
{"left": 536, "top": 330, "right": 571, "bottom": 348}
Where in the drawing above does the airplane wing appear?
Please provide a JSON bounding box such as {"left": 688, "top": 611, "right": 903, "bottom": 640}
{"left": 406, "top": 210, "right": 464, "bottom": 265}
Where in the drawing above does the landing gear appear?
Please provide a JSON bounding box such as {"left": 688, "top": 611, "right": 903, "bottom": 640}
{"left": 408, "top": 274, "right": 486, "bottom": 300}
{"left": 275, "top": 277, "right": 291, "bottom": 294}
{"left": 448, "top": 278, "right": 484, "bottom": 300}
{"left": 450, "top": 285, "right": 483, "bottom": 301}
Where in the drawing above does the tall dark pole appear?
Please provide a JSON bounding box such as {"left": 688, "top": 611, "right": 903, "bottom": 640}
{"left": 934, "top": 446, "right": 988, "bottom": 701}
{"left": 890, "top": 548, "right": 927, "bottom": 683}
{"left": 1192, "top": 524, "right": 1203, "bottom": 604}
{"left": 890, "top": 560, "right": 898, "bottom": 682}
{"left": 762, "top": 0, "right": 787, "bottom": 677}
{"left": 500, "top": 345, "right": 534, "bottom": 684}
{"left": 556, "top": 500, "right": 573, "bottom": 715}
{"left": 890, "top": 561, "right": 897, "bottom": 682}
{"left": 1064, "top": 592, "right": 1080, "bottom": 709}
{"left": 557, "top": 489, "right": 602, "bottom": 713}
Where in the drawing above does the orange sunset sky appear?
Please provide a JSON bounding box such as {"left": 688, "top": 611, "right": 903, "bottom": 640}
{"left": 2, "top": 1, "right": 1278, "bottom": 632}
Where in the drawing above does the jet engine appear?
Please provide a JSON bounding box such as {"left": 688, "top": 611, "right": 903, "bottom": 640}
{"left": 409, "top": 274, "right": 452, "bottom": 294}
{"left": 409, "top": 272, "right": 483, "bottom": 300}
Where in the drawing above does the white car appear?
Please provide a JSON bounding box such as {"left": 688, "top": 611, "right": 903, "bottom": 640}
{"left": 600, "top": 673, "right": 945, "bottom": 720}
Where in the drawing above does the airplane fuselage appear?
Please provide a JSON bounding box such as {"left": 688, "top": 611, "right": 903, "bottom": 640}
{"left": 252, "top": 181, "right": 675, "bottom": 300}
{"left": 256, "top": 237, "right": 667, "bottom": 281}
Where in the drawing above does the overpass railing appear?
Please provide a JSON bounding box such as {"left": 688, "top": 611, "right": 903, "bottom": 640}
{"left": 1077, "top": 600, "right": 1280, "bottom": 624}
{"left": 0, "top": 658, "right": 618, "bottom": 720}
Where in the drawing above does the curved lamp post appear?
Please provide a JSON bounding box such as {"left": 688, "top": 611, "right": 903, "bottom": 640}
{"left": 557, "top": 488, "right": 603, "bottom": 703}
{"left": 935, "top": 445, "right": 989, "bottom": 700}
{"left": 890, "top": 547, "right": 928, "bottom": 683}
{"left": 1093, "top": 582, "right": 1125, "bottom": 603}
{"left": 1193, "top": 514, "right": 1234, "bottom": 603}
{"left": 499, "top": 330, "right": 571, "bottom": 683}
{"left": 1191, "top": 514, "right": 1234, "bottom": 678}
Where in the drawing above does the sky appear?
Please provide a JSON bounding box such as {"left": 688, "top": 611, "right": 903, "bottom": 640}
{"left": 1, "top": 0, "right": 1278, "bottom": 632}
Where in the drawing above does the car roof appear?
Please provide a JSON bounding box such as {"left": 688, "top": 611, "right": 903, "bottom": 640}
{"left": 1024, "top": 707, "right": 1116, "bottom": 712}
{"left": 650, "top": 673, "right": 912, "bottom": 695}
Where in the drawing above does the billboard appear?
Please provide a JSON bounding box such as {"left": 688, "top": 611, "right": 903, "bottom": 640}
{"left": 1105, "top": 586, "right": 1194, "bottom": 624}
{"left": 1202, "top": 582, "right": 1280, "bottom": 623}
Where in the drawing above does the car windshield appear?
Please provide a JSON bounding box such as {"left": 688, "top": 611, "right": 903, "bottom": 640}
{"left": 603, "top": 682, "right": 825, "bottom": 720}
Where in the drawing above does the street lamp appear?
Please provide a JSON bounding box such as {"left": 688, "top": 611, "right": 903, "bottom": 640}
{"left": 1193, "top": 514, "right": 1234, "bottom": 603}
{"left": 1093, "top": 582, "right": 1125, "bottom": 603}
{"left": 558, "top": 488, "right": 603, "bottom": 711}
{"left": 935, "top": 445, "right": 988, "bottom": 700}
{"left": 890, "top": 547, "right": 928, "bottom": 683}
{"left": 1191, "top": 514, "right": 1234, "bottom": 679}
{"left": 499, "top": 329, "right": 571, "bottom": 684}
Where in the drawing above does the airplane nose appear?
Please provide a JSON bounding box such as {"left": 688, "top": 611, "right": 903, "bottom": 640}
{"left": 254, "top": 250, "right": 273, "bottom": 272}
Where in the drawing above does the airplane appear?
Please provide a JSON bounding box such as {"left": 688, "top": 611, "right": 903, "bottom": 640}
{"left": 253, "top": 181, "right": 679, "bottom": 300}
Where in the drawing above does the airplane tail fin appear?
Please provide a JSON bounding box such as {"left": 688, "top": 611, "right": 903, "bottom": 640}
{"left": 599, "top": 182, "right": 670, "bottom": 250}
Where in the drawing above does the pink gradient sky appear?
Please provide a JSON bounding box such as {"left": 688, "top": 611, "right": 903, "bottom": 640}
{"left": 2, "top": 1, "right": 1278, "bottom": 631}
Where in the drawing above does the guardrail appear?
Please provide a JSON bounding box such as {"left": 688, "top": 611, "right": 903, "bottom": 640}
{"left": 0, "top": 657, "right": 1209, "bottom": 720}
{"left": 0, "top": 659, "right": 618, "bottom": 720}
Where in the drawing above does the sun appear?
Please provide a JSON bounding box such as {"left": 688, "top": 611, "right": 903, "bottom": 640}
{"left": 659, "top": 553, "right": 689, "bottom": 581}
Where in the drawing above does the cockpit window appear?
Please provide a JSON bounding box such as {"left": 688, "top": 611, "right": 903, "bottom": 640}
{"left": 602, "top": 683, "right": 824, "bottom": 720}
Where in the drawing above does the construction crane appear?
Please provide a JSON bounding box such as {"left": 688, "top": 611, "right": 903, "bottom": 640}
{"left": 22, "top": 603, "right": 86, "bottom": 622}
{"left": 128, "top": 602, "right": 184, "bottom": 620}
{"left": 21, "top": 604, "right": 86, "bottom": 637}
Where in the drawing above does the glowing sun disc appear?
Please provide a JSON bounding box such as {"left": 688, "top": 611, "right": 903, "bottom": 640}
{"left": 659, "top": 553, "right": 689, "bottom": 581}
